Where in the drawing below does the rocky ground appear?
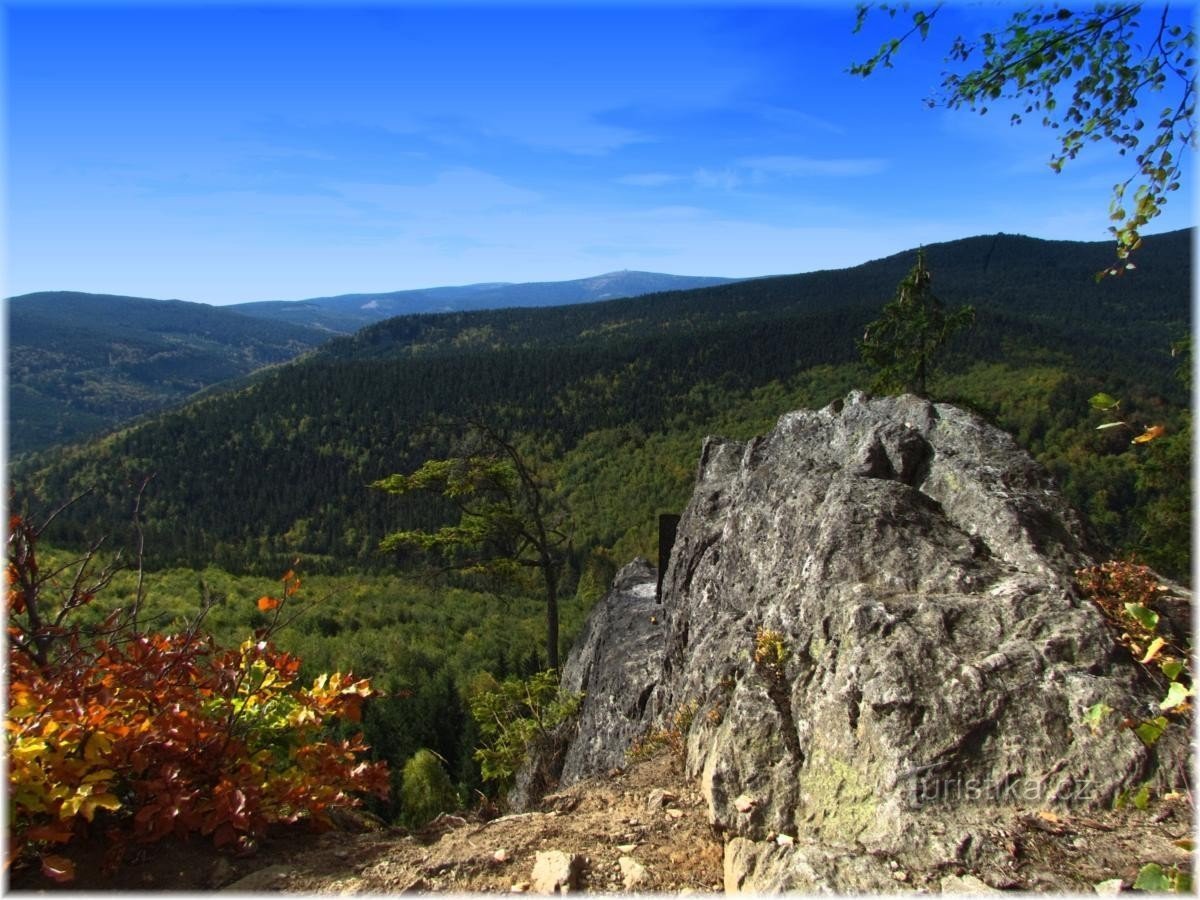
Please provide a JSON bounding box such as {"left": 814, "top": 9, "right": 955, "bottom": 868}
{"left": 6, "top": 751, "right": 723, "bottom": 894}
{"left": 7, "top": 747, "right": 1193, "bottom": 894}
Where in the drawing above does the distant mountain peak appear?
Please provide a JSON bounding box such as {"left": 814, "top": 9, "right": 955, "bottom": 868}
{"left": 227, "top": 271, "right": 739, "bottom": 333}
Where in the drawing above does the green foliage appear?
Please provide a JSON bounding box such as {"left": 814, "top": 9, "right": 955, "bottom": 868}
{"left": 1083, "top": 701, "right": 1114, "bottom": 734}
{"left": 11, "top": 231, "right": 1192, "bottom": 583}
{"left": 850, "top": 4, "right": 1195, "bottom": 272}
{"left": 1134, "top": 862, "right": 1194, "bottom": 893}
{"left": 1134, "top": 411, "right": 1192, "bottom": 576}
{"left": 34, "top": 543, "right": 567, "bottom": 807}
{"left": 1124, "top": 602, "right": 1160, "bottom": 632}
{"left": 940, "top": 357, "right": 1191, "bottom": 582}
{"left": 373, "top": 423, "right": 571, "bottom": 671}
{"left": 1133, "top": 716, "right": 1170, "bottom": 747}
{"left": 8, "top": 292, "right": 328, "bottom": 456}
{"left": 468, "top": 671, "right": 582, "bottom": 787}
{"left": 1076, "top": 560, "right": 1192, "bottom": 748}
{"left": 399, "top": 749, "right": 460, "bottom": 827}
{"left": 858, "top": 249, "right": 974, "bottom": 397}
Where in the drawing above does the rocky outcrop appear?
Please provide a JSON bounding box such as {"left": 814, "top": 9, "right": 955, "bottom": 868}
{"left": 557, "top": 558, "right": 667, "bottom": 784}
{"left": 548, "top": 392, "right": 1191, "bottom": 891}
{"left": 509, "top": 558, "right": 665, "bottom": 810}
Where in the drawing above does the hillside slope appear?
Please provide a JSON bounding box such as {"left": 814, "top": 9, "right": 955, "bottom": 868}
{"left": 317, "top": 229, "right": 1189, "bottom": 361}
{"left": 7, "top": 292, "right": 331, "bottom": 455}
{"left": 10, "top": 229, "right": 1191, "bottom": 578}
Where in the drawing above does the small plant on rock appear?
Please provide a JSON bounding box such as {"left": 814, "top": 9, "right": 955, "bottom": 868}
{"left": 468, "top": 670, "right": 582, "bottom": 787}
{"left": 753, "top": 628, "right": 791, "bottom": 686}
{"left": 1076, "top": 560, "right": 1192, "bottom": 747}
{"left": 627, "top": 700, "right": 698, "bottom": 768}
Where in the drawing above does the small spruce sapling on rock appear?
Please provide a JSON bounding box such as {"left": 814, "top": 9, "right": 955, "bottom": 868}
{"left": 858, "top": 249, "right": 974, "bottom": 397}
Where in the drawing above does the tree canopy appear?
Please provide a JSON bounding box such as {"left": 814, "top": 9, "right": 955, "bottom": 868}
{"left": 372, "top": 423, "right": 571, "bottom": 671}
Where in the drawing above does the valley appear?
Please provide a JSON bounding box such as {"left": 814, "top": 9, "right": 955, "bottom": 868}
{"left": 7, "top": 227, "right": 1192, "bottom": 873}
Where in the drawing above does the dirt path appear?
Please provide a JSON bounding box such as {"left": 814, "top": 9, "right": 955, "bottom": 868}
{"left": 7, "top": 750, "right": 1192, "bottom": 893}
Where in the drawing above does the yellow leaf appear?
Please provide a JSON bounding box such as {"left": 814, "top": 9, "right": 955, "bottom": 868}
{"left": 83, "top": 732, "right": 114, "bottom": 763}
{"left": 79, "top": 793, "right": 122, "bottom": 821}
{"left": 1140, "top": 636, "right": 1167, "bottom": 665}
{"left": 1132, "top": 424, "right": 1166, "bottom": 444}
{"left": 10, "top": 739, "right": 48, "bottom": 762}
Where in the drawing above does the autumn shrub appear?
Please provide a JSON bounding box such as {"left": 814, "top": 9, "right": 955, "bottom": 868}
{"left": 6, "top": 512, "right": 390, "bottom": 883}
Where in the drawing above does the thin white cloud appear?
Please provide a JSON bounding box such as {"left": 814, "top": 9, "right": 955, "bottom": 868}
{"left": 750, "top": 103, "right": 848, "bottom": 136}
{"left": 616, "top": 172, "right": 682, "bottom": 187}
{"left": 693, "top": 167, "right": 744, "bottom": 191}
{"left": 616, "top": 155, "right": 888, "bottom": 197}
{"left": 329, "top": 167, "right": 541, "bottom": 217}
{"left": 631, "top": 205, "right": 710, "bottom": 221}
{"left": 739, "top": 154, "right": 889, "bottom": 178}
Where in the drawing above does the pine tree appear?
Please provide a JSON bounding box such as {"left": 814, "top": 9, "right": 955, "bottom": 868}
{"left": 857, "top": 249, "right": 974, "bottom": 397}
{"left": 372, "top": 421, "right": 571, "bottom": 671}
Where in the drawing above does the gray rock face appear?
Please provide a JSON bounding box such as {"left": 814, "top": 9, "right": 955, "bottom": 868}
{"left": 509, "top": 558, "right": 665, "bottom": 810}
{"left": 558, "top": 557, "right": 667, "bottom": 785}
{"left": 552, "top": 392, "right": 1190, "bottom": 890}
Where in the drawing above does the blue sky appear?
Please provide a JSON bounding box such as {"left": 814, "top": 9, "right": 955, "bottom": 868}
{"left": 4, "top": 2, "right": 1195, "bottom": 304}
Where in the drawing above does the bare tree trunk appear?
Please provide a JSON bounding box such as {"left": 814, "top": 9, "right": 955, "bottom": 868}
{"left": 543, "top": 561, "right": 560, "bottom": 672}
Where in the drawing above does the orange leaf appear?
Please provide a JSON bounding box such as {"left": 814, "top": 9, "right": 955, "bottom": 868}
{"left": 41, "top": 854, "right": 76, "bottom": 883}
{"left": 257, "top": 596, "right": 280, "bottom": 612}
{"left": 1132, "top": 424, "right": 1166, "bottom": 444}
{"left": 341, "top": 697, "right": 364, "bottom": 723}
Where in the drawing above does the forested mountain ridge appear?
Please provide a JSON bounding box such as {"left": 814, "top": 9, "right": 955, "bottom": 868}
{"left": 11, "top": 228, "right": 1192, "bottom": 585}
{"left": 317, "top": 229, "right": 1190, "bottom": 361}
{"left": 230, "top": 270, "right": 738, "bottom": 333}
{"left": 7, "top": 291, "right": 331, "bottom": 455}
{"left": 7, "top": 272, "right": 738, "bottom": 455}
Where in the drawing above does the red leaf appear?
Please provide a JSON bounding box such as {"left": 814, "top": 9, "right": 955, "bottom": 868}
{"left": 257, "top": 596, "right": 280, "bottom": 612}
{"left": 212, "top": 822, "right": 237, "bottom": 848}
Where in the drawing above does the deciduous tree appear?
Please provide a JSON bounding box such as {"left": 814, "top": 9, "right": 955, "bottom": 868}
{"left": 850, "top": 3, "right": 1195, "bottom": 274}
